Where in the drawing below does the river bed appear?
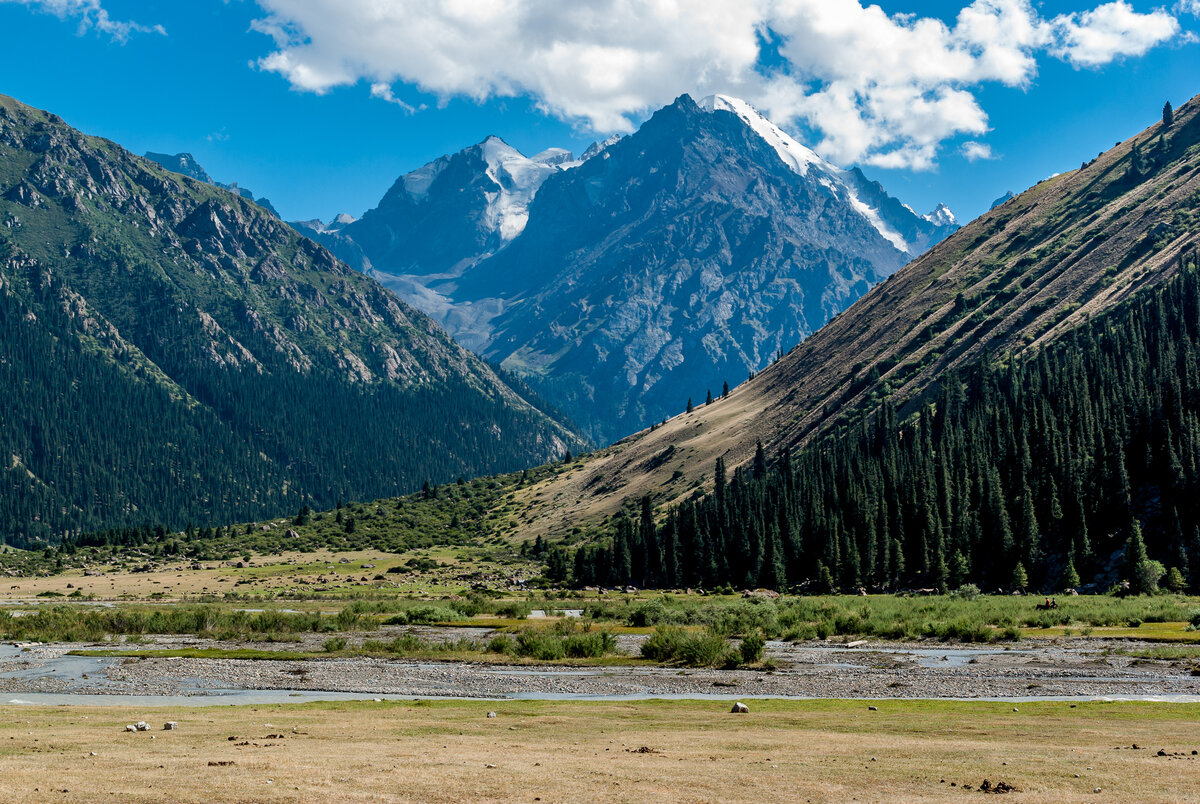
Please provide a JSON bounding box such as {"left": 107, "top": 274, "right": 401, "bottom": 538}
{"left": 3, "top": 634, "right": 1198, "bottom": 706}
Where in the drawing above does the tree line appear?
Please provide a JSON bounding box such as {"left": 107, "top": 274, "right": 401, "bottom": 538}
{"left": 571, "top": 249, "right": 1200, "bottom": 594}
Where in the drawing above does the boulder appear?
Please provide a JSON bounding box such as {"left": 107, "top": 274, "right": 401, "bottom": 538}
{"left": 163, "top": 722, "right": 178, "bottom": 731}
{"left": 730, "top": 702, "right": 749, "bottom": 714}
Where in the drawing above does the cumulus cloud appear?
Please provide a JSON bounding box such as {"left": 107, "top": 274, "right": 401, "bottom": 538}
{"left": 1051, "top": 1, "right": 1180, "bottom": 66}
{"left": 0, "top": 0, "right": 164, "bottom": 40}
{"left": 1175, "top": 0, "right": 1200, "bottom": 16}
{"left": 961, "top": 141, "right": 997, "bottom": 161}
{"left": 248, "top": 0, "right": 1185, "bottom": 169}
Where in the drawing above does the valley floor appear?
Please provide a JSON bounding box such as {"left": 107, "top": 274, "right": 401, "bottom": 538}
{"left": 0, "top": 697, "right": 1196, "bottom": 803}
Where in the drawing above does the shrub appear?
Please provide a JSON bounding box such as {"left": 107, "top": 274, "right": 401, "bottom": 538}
{"left": 563, "top": 631, "right": 616, "bottom": 658}
{"left": 515, "top": 630, "right": 566, "bottom": 661}
{"left": 950, "top": 583, "right": 981, "bottom": 600}
{"left": 679, "top": 632, "right": 729, "bottom": 667}
{"left": 641, "top": 625, "right": 734, "bottom": 667}
{"left": 739, "top": 631, "right": 766, "bottom": 665}
{"left": 641, "top": 626, "right": 688, "bottom": 662}
{"left": 322, "top": 636, "right": 347, "bottom": 652}
{"left": 494, "top": 601, "right": 530, "bottom": 619}
{"left": 629, "top": 599, "right": 668, "bottom": 627}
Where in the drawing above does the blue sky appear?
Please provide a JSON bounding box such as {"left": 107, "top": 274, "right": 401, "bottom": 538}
{"left": 0, "top": 0, "right": 1197, "bottom": 224}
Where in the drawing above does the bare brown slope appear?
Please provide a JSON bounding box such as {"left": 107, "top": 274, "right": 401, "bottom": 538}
{"left": 506, "top": 94, "right": 1200, "bottom": 538}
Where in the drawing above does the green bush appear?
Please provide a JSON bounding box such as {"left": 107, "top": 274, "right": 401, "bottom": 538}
{"left": 494, "top": 601, "right": 530, "bottom": 619}
{"left": 640, "top": 625, "right": 733, "bottom": 667}
{"left": 739, "top": 631, "right": 766, "bottom": 664}
{"left": 515, "top": 630, "right": 566, "bottom": 661}
{"left": 322, "top": 636, "right": 347, "bottom": 652}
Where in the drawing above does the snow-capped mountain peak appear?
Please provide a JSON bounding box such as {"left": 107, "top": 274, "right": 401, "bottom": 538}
{"left": 698, "top": 94, "right": 915, "bottom": 252}
{"left": 698, "top": 94, "right": 834, "bottom": 177}
{"left": 924, "top": 203, "right": 958, "bottom": 227}
{"left": 695, "top": 93, "right": 960, "bottom": 257}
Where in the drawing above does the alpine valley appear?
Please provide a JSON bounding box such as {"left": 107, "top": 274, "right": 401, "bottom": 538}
{"left": 297, "top": 94, "right": 958, "bottom": 443}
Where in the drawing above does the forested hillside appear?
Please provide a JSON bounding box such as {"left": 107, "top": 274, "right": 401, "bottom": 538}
{"left": 0, "top": 94, "right": 583, "bottom": 547}
{"left": 574, "top": 249, "right": 1200, "bottom": 593}
{"left": 487, "top": 94, "right": 1200, "bottom": 542}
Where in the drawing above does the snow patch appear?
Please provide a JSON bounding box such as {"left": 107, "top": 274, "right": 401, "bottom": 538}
{"left": 843, "top": 191, "right": 909, "bottom": 253}
{"left": 581, "top": 134, "right": 624, "bottom": 162}
{"left": 923, "top": 203, "right": 958, "bottom": 227}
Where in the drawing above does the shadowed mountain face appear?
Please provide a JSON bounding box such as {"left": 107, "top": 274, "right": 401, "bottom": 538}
{"left": 313, "top": 94, "right": 955, "bottom": 443}
{"left": 0, "top": 94, "right": 585, "bottom": 545}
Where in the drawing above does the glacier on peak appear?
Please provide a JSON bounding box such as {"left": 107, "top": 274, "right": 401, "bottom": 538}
{"left": 401, "top": 135, "right": 577, "bottom": 242}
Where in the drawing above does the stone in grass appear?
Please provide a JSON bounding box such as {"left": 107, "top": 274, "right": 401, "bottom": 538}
{"left": 163, "top": 722, "right": 178, "bottom": 731}
{"left": 486, "top": 712, "right": 497, "bottom": 718}
{"left": 730, "top": 702, "right": 749, "bottom": 714}
{"left": 135, "top": 722, "right": 151, "bottom": 731}
{"left": 125, "top": 725, "right": 137, "bottom": 733}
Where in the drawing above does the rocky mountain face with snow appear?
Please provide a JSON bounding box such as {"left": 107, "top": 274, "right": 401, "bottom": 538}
{"left": 308, "top": 94, "right": 956, "bottom": 443}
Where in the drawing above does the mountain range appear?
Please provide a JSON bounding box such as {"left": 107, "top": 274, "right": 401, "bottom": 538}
{"left": 296, "top": 94, "right": 958, "bottom": 443}
{"left": 0, "top": 93, "right": 583, "bottom": 546}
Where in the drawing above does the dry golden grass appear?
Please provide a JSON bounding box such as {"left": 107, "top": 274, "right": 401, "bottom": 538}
{"left": 0, "top": 549, "right": 434, "bottom": 601}
{"left": 0, "top": 698, "right": 1197, "bottom": 803}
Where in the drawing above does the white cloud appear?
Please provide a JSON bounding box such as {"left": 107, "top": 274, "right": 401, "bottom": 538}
{"left": 1051, "top": 1, "right": 1180, "bottom": 66}
{"left": 1175, "top": 0, "right": 1200, "bottom": 16}
{"left": 369, "top": 83, "right": 422, "bottom": 114}
{"left": 0, "top": 0, "right": 164, "bottom": 40}
{"left": 961, "top": 140, "right": 997, "bottom": 161}
{"left": 248, "top": 0, "right": 1186, "bottom": 169}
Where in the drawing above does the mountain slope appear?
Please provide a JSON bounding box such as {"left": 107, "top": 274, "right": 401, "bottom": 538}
{"left": 144, "top": 151, "right": 280, "bottom": 217}
{"left": 0, "top": 94, "right": 584, "bottom": 546}
{"left": 500, "top": 93, "right": 1200, "bottom": 540}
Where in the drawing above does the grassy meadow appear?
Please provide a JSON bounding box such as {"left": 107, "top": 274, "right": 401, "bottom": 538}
{"left": 0, "top": 698, "right": 1197, "bottom": 803}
